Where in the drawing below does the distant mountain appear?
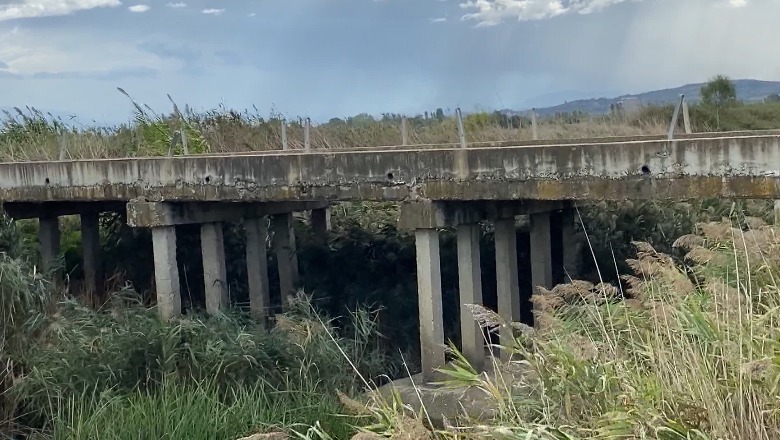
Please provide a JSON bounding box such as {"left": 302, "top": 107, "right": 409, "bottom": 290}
{"left": 528, "top": 79, "right": 780, "bottom": 117}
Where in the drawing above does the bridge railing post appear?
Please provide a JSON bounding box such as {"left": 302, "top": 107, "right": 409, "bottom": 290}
{"left": 456, "top": 108, "right": 467, "bottom": 148}
{"left": 668, "top": 94, "right": 686, "bottom": 140}
{"left": 304, "top": 118, "right": 311, "bottom": 152}
{"left": 401, "top": 116, "right": 409, "bottom": 146}
{"left": 531, "top": 108, "right": 538, "bottom": 140}
{"left": 281, "top": 119, "right": 289, "bottom": 151}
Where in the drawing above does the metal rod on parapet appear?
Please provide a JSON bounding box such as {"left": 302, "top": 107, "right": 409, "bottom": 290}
{"left": 668, "top": 94, "right": 684, "bottom": 140}
{"left": 456, "top": 108, "right": 467, "bottom": 148}
{"left": 682, "top": 97, "right": 692, "bottom": 134}
{"left": 401, "top": 117, "right": 409, "bottom": 146}
{"left": 281, "top": 119, "right": 289, "bottom": 151}
{"left": 304, "top": 118, "right": 311, "bottom": 152}
{"left": 531, "top": 109, "right": 538, "bottom": 140}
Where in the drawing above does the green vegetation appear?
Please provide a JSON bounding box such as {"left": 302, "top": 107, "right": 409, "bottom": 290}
{"left": 1, "top": 75, "right": 779, "bottom": 439}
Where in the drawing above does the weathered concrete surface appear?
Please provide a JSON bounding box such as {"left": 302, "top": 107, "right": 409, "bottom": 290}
{"left": 38, "top": 216, "right": 60, "bottom": 273}
{"left": 126, "top": 201, "right": 329, "bottom": 227}
{"left": 80, "top": 211, "right": 103, "bottom": 298}
{"left": 494, "top": 218, "right": 520, "bottom": 361}
{"left": 457, "top": 223, "right": 484, "bottom": 371}
{"left": 201, "top": 222, "right": 228, "bottom": 314}
{"left": 398, "top": 200, "right": 566, "bottom": 230}
{"left": 369, "top": 360, "right": 526, "bottom": 428}
{"left": 152, "top": 226, "right": 181, "bottom": 320}
{"left": 415, "top": 228, "right": 445, "bottom": 382}
{"left": 245, "top": 217, "right": 271, "bottom": 323}
{"left": 1, "top": 135, "right": 780, "bottom": 203}
{"left": 272, "top": 213, "right": 299, "bottom": 309}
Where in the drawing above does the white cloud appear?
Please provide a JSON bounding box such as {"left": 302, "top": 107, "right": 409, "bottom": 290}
{"left": 459, "top": 0, "right": 634, "bottom": 26}
{"left": 0, "top": 27, "right": 180, "bottom": 76}
{"left": 201, "top": 8, "right": 223, "bottom": 15}
{"left": 0, "top": 0, "right": 122, "bottom": 22}
{"left": 166, "top": 2, "right": 186, "bottom": 7}
{"left": 247, "top": 12, "right": 256, "bottom": 17}
{"left": 128, "top": 4, "right": 149, "bottom": 12}
{"left": 729, "top": 0, "right": 747, "bottom": 7}
{"left": 429, "top": 17, "right": 447, "bottom": 22}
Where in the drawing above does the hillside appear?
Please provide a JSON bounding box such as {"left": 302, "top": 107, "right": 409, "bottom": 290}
{"left": 531, "top": 79, "right": 780, "bottom": 116}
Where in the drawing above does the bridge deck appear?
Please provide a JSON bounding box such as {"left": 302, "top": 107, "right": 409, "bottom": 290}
{"left": 0, "top": 131, "right": 779, "bottom": 204}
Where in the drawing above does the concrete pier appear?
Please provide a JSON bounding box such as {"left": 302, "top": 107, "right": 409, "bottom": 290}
{"left": 80, "top": 212, "right": 103, "bottom": 298}
{"left": 38, "top": 216, "right": 60, "bottom": 274}
{"left": 494, "top": 217, "right": 520, "bottom": 360}
{"left": 530, "top": 212, "right": 554, "bottom": 297}
{"left": 201, "top": 222, "right": 228, "bottom": 315}
{"left": 310, "top": 208, "right": 331, "bottom": 237}
{"left": 152, "top": 226, "right": 181, "bottom": 320}
{"left": 456, "top": 223, "right": 484, "bottom": 370}
{"left": 272, "top": 213, "right": 299, "bottom": 309}
{"left": 415, "top": 228, "right": 445, "bottom": 381}
{"left": 245, "top": 217, "right": 271, "bottom": 323}
{"left": 559, "top": 209, "right": 580, "bottom": 282}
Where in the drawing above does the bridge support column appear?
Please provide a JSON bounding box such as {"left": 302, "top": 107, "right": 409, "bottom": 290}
{"left": 311, "top": 208, "right": 331, "bottom": 237}
{"left": 415, "top": 228, "right": 445, "bottom": 381}
{"left": 201, "top": 222, "right": 228, "bottom": 315}
{"left": 272, "top": 213, "right": 299, "bottom": 310}
{"left": 530, "top": 211, "right": 554, "bottom": 299}
{"left": 494, "top": 217, "right": 520, "bottom": 361}
{"left": 80, "top": 212, "right": 103, "bottom": 299}
{"left": 559, "top": 208, "right": 580, "bottom": 282}
{"left": 152, "top": 226, "right": 181, "bottom": 320}
{"left": 245, "top": 217, "right": 271, "bottom": 324}
{"left": 456, "top": 223, "right": 484, "bottom": 371}
{"left": 38, "top": 216, "right": 61, "bottom": 275}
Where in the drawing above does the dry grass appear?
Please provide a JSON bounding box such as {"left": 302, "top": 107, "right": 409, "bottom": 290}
{"left": 0, "top": 104, "right": 670, "bottom": 162}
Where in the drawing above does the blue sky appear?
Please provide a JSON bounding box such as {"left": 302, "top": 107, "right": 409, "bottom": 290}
{"left": 0, "top": 0, "right": 778, "bottom": 126}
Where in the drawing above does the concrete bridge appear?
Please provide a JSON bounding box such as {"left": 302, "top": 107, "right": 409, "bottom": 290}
{"left": 2, "top": 129, "right": 780, "bottom": 379}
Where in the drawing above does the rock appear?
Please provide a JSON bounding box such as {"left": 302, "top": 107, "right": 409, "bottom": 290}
{"left": 236, "top": 432, "right": 289, "bottom": 440}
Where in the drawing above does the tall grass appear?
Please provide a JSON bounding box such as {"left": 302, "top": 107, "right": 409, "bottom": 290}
{"left": 343, "top": 215, "right": 780, "bottom": 439}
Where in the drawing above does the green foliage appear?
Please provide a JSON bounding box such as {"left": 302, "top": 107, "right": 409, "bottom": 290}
{"left": 700, "top": 74, "right": 737, "bottom": 109}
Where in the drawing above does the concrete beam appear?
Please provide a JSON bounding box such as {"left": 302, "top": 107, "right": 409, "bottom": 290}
{"left": 201, "top": 222, "right": 228, "bottom": 315}
{"left": 456, "top": 223, "right": 484, "bottom": 371}
{"left": 245, "top": 217, "right": 271, "bottom": 324}
{"left": 415, "top": 228, "right": 445, "bottom": 381}
{"left": 4, "top": 201, "right": 126, "bottom": 220}
{"left": 152, "top": 226, "right": 181, "bottom": 319}
{"left": 272, "top": 213, "right": 299, "bottom": 309}
{"left": 494, "top": 217, "right": 520, "bottom": 361}
{"left": 126, "top": 201, "right": 330, "bottom": 228}
{"left": 38, "top": 216, "right": 61, "bottom": 274}
{"left": 2, "top": 135, "right": 780, "bottom": 203}
{"left": 80, "top": 211, "right": 103, "bottom": 299}
{"left": 399, "top": 200, "right": 566, "bottom": 230}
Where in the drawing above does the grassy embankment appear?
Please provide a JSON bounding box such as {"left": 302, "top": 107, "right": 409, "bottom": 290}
{"left": 1, "top": 98, "right": 779, "bottom": 439}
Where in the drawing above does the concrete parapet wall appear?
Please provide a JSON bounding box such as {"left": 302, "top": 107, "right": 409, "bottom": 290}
{"left": 0, "top": 134, "right": 778, "bottom": 204}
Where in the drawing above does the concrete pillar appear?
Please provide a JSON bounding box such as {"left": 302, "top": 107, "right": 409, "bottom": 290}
{"left": 415, "top": 228, "right": 445, "bottom": 381}
{"left": 456, "top": 223, "right": 484, "bottom": 371}
{"left": 774, "top": 200, "right": 780, "bottom": 225}
{"left": 38, "top": 216, "right": 60, "bottom": 274}
{"left": 530, "top": 212, "right": 554, "bottom": 295}
{"left": 560, "top": 209, "right": 580, "bottom": 282}
{"left": 494, "top": 218, "right": 520, "bottom": 360}
{"left": 272, "top": 213, "right": 299, "bottom": 309}
{"left": 311, "top": 208, "right": 331, "bottom": 236}
{"left": 245, "top": 217, "right": 271, "bottom": 324}
{"left": 201, "top": 222, "right": 228, "bottom": 315}
{"left": 80, "top": 212, "right": 103, "bottom": 299}
{"left": 152, "top": 226, "right": 181, "bottom": 320}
